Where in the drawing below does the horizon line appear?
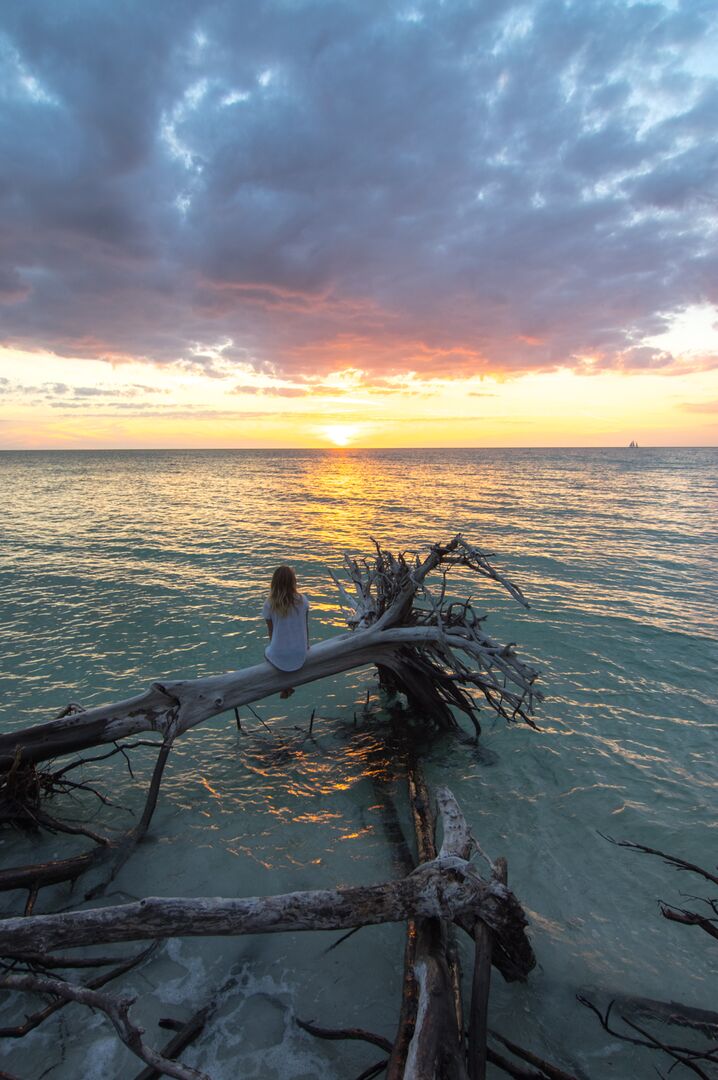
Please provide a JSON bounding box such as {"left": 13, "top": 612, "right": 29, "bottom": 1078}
{"left": 1, "top": 444, "right": 715, "bottom": 453}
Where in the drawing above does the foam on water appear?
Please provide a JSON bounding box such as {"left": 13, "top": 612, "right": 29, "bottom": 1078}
{"left": 0, "top": 447, "right": 716, "bottom": 1078}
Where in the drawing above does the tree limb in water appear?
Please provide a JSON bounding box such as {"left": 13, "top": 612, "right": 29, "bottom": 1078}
{"left": 0, "top": 535, "right": 541, "bottom": 773}
{"left": 0, "top": 854, "right": 534, "bottom": 985}
{"left": 0, "top": 787, "right": 535, "bottom": 1077}
{"left": 0, "top": 973, "right": 208, "bottom": 1080}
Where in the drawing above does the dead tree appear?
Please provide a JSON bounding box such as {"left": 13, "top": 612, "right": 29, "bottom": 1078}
{"left": 0, "top": 535, "right": 541, "bottom": 775}
{"left": 0, "top": 787, "right": 538, "bottom": 1079}
{"left": 0, "top": 535, "right": 553, "bottom": 1077}
{"left": 0, "top": 535, "right": 541, "bottom": 897}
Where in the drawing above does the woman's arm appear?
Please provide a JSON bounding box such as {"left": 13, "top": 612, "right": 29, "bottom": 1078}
{"left": 265, "top": 619, "right": 273, "bottom": 641}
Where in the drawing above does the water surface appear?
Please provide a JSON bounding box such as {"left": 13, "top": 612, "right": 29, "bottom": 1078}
{"left": 0, "top": 448, "right": 716, "bottom": 1078}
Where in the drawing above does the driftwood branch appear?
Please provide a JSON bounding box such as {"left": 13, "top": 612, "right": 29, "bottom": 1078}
{"left": 581, "top": 837, "right": 718, "bottom": 1077}
{"left": 0, "top": 973, "right": 208, "bottom": 1080}
{"left": 578, "top": 996, "right": 714, "bottom": 1079}
{"left": 0, "top": 942, "right": 158, "bottom": 1039}
{"left": 601, "top": 835, "right": 718, "bottom": 887}
{"left": 0, "top": 786, "right": 535, "bottom": 1077}
{"left": 488, "top": 1032, "right": 579, "bottom": 1080}
{"left": 295, "top": 1018, "right": 394, "bottom": 1054}
{"left": 0, "top": 535, "right": 541, "bottom": 774}
{"left": 0, "top": 729, "right": 176, "bottom": 899}
{"left": 0, "top": 846, "right": 533, "bottom": 988}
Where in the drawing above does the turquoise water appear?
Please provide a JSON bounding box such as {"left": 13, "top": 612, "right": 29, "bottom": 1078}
{"left": 0, "top": 448, "right": 716, "bottom": 1078}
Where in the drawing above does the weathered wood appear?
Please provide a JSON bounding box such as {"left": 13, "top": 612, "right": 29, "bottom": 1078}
{"left": 0, "top": 973, "right": 207, "bottom": 1080}
{"left": 0, "top": 943, "right": 158, "bottom": 1039}
{"left": 295, "top": 1018, "right": 394, "bottom": 1053}
{"left": 437, "top": 786, "right": 475, "bottom": 861}
{"left": 400, "top": 766, "right": 470, "bottom": 1080}
{"left": 387, "top": 758, "right": 435, "bottom": 1080}
{"left": 387, "top": 919, "right": 419, "bottom": 1080}
{"left": 0, "top": 787, "right": 535, "bottom": 1080}
{"left": 0, "top": 731, "right": 175, "bottom": 897}
{"left": 488, "top": 1032, "right": 581, "bottom": 1080}
{"left": 578, "top": 992, "right": 718, "bottom": 1038}
{"left": 468, "top": 923, "right": 492, "bottom": 1080}
{"left": 660, "top": 904, "right": 718, "bottom": 940}
{"left": 468, "top": 839, "right": 508, "bottom": 1079}
{"left": 132, "top": 1003, "right": 213, "bottom": 1080}
{"left": 0, "top": 535, "right": 541, "bottom": 771}
{"left": 0, "top": 854, "right": 534, "bottom": 980}
{"left": 403, "top": 942, "right": 468, "bottom": 1080}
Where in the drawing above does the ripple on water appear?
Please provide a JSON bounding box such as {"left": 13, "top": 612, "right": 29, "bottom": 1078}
{"left": 0, "top": 447, "right": 716, "bottom": 1079}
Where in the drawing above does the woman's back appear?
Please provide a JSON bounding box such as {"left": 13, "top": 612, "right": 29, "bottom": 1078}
{"left": 263, "top": 593, "right": 309, "bottom": 672}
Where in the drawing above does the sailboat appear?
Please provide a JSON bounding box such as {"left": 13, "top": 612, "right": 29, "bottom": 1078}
{"left": 629, "top": 439, "right": 638, "bottom": 448}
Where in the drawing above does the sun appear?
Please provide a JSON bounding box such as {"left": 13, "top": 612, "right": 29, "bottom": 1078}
{"left": 321, "top": 423, "right": 361, "bottom": 447}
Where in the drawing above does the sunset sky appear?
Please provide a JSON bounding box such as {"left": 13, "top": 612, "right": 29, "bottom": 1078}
{"left": 1, "top": 0, "right": 717, "bottom": 449}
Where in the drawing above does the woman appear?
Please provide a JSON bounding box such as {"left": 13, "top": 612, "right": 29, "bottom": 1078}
{"left": 262, "top": 565, "right": 310, "bottom": 698}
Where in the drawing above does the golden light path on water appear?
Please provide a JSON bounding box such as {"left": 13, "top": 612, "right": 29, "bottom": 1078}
{"left": 0, "top": 447, "right": 715, "bottom": 1078}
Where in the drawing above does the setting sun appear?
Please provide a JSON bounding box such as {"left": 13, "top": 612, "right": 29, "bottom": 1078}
{"left": 320, "top": 424, "right": 361, "bottom": 447}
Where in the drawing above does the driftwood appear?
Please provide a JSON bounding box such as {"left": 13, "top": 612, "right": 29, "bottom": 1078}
{"left": 0, "top": 535, "right": 541, "bottom": 774}
{"left": 0, "top": 729, "right": 176, "bottom": 912}
{"left": 400, "top": 774, "right": 468, "bottom": 1080}
{"left": 0, "top": 787, "right": 535, "bottom": 1078}
{"left": 0, "top": 535, "right": 551, "bottom": 1077}
{"left": 0, "top": 942, "right": 158, "bottom": 1039}
{"left": 578, "top": 836, "right": 718, "bottom": 1078}
{"left": 295, "top": 772, "right": 577, "bottom": 1080}
{"left": 0, "top": 974, "right": 206, "bottom": 1080}
{"left": 0, "top": 796, "right": 533, "bottom": 977}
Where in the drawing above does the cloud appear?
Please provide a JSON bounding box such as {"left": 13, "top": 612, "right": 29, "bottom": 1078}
{"left": 0, "top": 0, "right": 717, "bottom": 384}
{"left": 679, "top": 399, "right": 718, "bottom": 413}
{"left": 231, "top": 383, "right": 307, "bottom": 397}
{"left": 0, "top": 378, "right": 169, "bottom": 402}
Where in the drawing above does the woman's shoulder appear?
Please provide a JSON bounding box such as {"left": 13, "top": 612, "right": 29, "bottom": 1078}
{"left": 297, "top": 593, "right": 309, "bottom": 609}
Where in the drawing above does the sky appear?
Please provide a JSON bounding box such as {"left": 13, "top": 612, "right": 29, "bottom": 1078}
{"left": 1, "top": 0, "right": 717, "bottom": 449}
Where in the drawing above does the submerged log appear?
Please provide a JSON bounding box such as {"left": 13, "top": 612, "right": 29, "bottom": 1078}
{"left": 0, "top": 536, "right": 541, "bottom": 772}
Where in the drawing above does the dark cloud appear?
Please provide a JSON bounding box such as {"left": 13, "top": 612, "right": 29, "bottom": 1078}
{"left": 0, "top": 0, "right": 717, "bottom": 381}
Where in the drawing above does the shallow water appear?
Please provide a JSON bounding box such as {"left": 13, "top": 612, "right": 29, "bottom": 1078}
{"left": 0, "top": 447, "right": 716, "bottom": 1078}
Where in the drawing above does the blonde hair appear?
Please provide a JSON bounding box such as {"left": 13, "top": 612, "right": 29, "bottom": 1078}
{"left": 269, "top": 565, "right": 300, "bottom": 616}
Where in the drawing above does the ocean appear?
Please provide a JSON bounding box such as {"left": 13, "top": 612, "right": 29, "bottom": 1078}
{"left": 0, "top": 447, "right": 716, "bottom": 1078}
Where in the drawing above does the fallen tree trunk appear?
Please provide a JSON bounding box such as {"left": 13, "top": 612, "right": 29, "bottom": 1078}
{"left": 0, "top": 633, "right": 442, "bottom": 767}
{"left": 0, "top": 856, "right": 534, "bottom": 982}
{"left": 0, "top": 536, "right": 541, "bottom": 772}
